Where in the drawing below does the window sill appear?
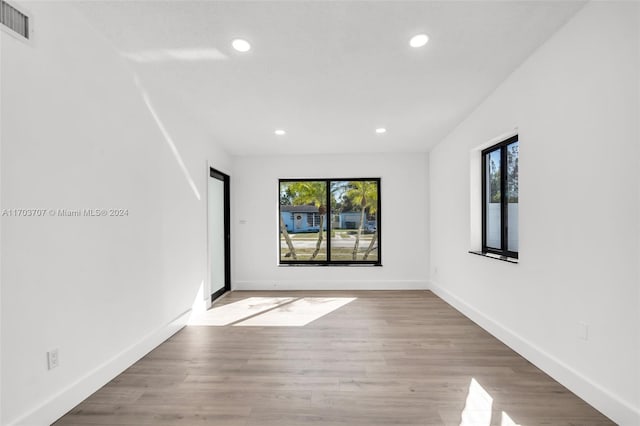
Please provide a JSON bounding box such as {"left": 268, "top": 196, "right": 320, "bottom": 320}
{"left": 279, "top": 263, "right": 382, "bottom": 267}
{"left": 468, "top": 251, "right": 518, "bottom": 264}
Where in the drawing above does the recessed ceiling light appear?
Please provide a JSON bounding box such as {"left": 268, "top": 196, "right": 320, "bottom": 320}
{"left": 375, "top": 128, "right": 387, "bottom": 134}
{"left": 409, "top": 34, "right": 429, "bottom": 48}
{"left": 275, "top": 129, "right": 286, "bottom": 136}
{"left": 232, "top": 39, "right": 251, "bottom": 52}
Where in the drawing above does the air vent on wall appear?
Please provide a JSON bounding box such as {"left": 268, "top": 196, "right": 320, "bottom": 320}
{"left": 1, "top": 0, "right": 29, "bottom": 39}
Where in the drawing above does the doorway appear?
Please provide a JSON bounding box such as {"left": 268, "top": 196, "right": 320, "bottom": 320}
{"left": 208, "top": 167, "right": 230, "bottom": 302}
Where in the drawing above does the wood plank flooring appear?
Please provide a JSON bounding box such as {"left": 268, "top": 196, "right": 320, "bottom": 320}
{"left": 54, "top": 291, "right": 614, "bottom": 425}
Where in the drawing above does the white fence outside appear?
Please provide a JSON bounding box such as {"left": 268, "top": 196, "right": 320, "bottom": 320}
{"left": 486, "top": 203, "right": 518, "bottom": 251}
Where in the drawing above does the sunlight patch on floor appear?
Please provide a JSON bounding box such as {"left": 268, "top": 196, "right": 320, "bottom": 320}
{"left": 501, "top": 411, "right": 521, "bottom": 426}
{"left": 460, "top": 378, "right": 493, "bottom": 426}
{"left": 235, "top": 297, "right": 356, "bottom": 327}
{"left": 188, "top": 297, "right": 295, "bottom": 326}
{"left": 459, "top": 378, "right": 523, "bottom": 426}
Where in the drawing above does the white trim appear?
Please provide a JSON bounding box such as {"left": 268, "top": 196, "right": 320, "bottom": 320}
{"left": 429, "top": 281, "right": 640, "bottom": 426}
{"left": 469, "top": 148, "right": 482, "bottom": 251}
{"left": 206, "top": 161, "right": 213, "bottom": 309}
{"left": 472, "top": 127, "right": 519, "bottom": 153}
{"left": 234, "top": 280, "right": 429, "bottom": 291}
{"left": 7, "top": 309, "right": 191, "bottom": 426}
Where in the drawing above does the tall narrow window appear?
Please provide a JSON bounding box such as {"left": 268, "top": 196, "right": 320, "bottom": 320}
{"left": 279, "top": 178, "right": 381, "bottom": 265}
{"left": 482, "top": 135, "right": 518, "bottom": 258}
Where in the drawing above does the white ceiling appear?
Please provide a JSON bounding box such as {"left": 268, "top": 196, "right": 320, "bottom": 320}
{"left": 73, "top": 1, "right": 585, "bottom": 156}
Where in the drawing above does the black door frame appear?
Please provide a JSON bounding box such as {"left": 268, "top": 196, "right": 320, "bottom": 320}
{"left": 209, "top": 167, "right": 231, "bottom": 301}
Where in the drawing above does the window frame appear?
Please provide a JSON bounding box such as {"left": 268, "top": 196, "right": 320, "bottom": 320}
{"left": 481, "top": 134, "right": 518, "bottom": 259}
{"left": 279, "top": 178, "right": 382, "bottom": 266}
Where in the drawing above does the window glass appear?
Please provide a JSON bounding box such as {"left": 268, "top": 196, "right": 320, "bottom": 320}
{"left": 485, "top": 149, "right": 501, "bottom": 249}
{"left": 330, "top": 180, "right": 379, "bottom": 262}
{"left": 506, "top": 141, "right": 519, "bottom": 252}
{"left": 279, "top": 181, "right": 327, "bottom": 261}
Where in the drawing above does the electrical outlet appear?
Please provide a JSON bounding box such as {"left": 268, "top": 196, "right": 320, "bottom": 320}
{"left": 47, "top": 349, "right": 59, "bottom": 370}
{"left": 578, "top": 322, "right": 589, "bottom": 341}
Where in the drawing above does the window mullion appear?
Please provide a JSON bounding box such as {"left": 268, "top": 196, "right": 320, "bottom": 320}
{"left": 326, "top": 179, "right": 331, "bottom": 262}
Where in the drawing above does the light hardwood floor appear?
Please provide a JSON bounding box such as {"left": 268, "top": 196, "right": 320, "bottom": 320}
{"left": 54, "top": 291, "right": 614, "bottom": 425}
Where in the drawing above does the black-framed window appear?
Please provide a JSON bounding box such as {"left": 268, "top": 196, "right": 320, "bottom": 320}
{"left": 279, "top": 178, "right": 381, "bottom": 265}
{"left": 482, "top": 135, "right": 518, "bottom": 258}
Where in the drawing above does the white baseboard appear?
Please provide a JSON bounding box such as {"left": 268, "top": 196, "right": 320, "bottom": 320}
{"left": 233, "top": 280, "right": 429, "bottom": 291}
{"left": 9, "top": 309, "right": 192, "bottom": 426}
{"left": 429, "top": 281, "right": 640, "bottom": 426}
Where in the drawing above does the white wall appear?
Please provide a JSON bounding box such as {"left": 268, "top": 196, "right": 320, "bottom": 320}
{"left": 233, "top": 153, "right": 429, "bottom": 290}
{"left": 0, "top": 2, "right": 231, "bottom": 424}
{"left": 429, "top": 2, "right": 639, "bottom": 424}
